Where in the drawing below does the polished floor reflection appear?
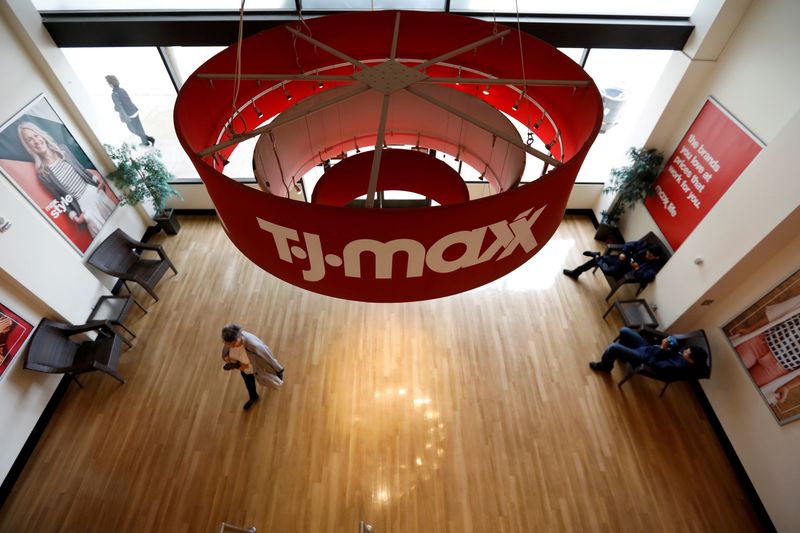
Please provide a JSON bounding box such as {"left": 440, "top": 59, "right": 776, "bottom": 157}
{"left": 0, "top": 216, "right": 761, "bottom": 532}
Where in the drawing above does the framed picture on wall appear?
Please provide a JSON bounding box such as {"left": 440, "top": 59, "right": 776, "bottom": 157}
{"left": 0, "top": 94, "right": 119, "bottom": 255}
{"left": 722, "top": 268, "right": 800, "bottom": 425}
{"left": 0, "top": 303, "right": 34, "bottom": 380}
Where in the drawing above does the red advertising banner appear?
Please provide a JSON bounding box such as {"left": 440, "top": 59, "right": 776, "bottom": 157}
{"left": 645, "top": 98, "right": 763, "bottom": 250}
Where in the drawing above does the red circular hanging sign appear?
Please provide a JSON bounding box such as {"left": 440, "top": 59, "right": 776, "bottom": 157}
{"left": 175, "top": 10, "right": 602, "bottom": 302}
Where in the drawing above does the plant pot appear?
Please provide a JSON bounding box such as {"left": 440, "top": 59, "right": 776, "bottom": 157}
{"left": 154, "top": 208, "right": 180, "bottom": 235}
{"left": 594, "top": 223, "right": 623, "bottom": 244}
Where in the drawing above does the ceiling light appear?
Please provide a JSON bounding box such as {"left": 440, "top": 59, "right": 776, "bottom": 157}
{"left": 252, "top": 100, "right": 263, "bottom": 118}
{"left": 545, "top": 132, "right": 560, "bottom": 151}
{"left": 533, "top": 114, "right": 545, "bottom": 129}
{"left": 511, "top": 92, "right": 524, "bottom": 112}
{"left": 282, "top": 84, "right": 292, "bottom": 101}
{"left": 482, "top": 85, "right": 490, "bottom": 96}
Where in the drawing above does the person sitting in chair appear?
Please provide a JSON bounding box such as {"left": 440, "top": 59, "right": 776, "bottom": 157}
{"left": 589, "top": 327, "right": 708, "bottom": 376}
{"left": 563, "top": 238, "right": 664, "bottom": 282}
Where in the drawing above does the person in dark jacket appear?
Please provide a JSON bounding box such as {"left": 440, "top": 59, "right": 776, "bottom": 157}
{"left": 105, "top": 75, "right": 155, "bottom": 147}
{"left": 563, "top": 239, "right": 664, "bottom": 282}
{"left": 589, "top": 327, "right": 707, "bottom": 376}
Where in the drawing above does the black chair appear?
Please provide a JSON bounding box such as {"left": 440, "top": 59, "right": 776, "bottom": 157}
{"left": 24, "top": 319, "right": 127, "bottom": 387}
{"left": 87, "top": 228, "right": 178, "bottom": 302}
{"left": 593, "top": 231, "right": 671, "bottom": 302}
{"left": 617, "top": 327, "right": 712, "bottom": 397}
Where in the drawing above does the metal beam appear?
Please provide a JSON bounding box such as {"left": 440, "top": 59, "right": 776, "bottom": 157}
{"left": 422, "top": 77, "right": 591, "bottom": 87}
{"left": 198, "top": 82, "right": 369, "bottom": 157}
{"left": 196, "top": 73, "right": 354, "bottom": 82}
{"left": 405, "top": 85, "right": 562, "bottom": 167}
{"left": 41, "top": 12, "right": 694, "bottom": 50}
{"left": 365, "top": 95, "right": 391, "bottom": 209}
{"left": 415, "top": 29, "right": 511, "bottom": 71}
{"left": 285, "top": 26, "right": 369, "bottom": 70}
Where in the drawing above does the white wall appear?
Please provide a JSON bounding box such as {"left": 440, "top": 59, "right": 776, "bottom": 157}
{"left": 0, "top": 1, "right": 148, "bottom": 483}
{"left": 619, "top": 1, "right": 800, "bottom": 530}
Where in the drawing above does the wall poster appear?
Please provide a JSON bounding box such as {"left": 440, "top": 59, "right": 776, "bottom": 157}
{"left": 645, "top": 97, "right": 763, "bottom": 250}
{"left": 723, "top": 268, "right": 800, "bottom": 425}
{"left": 0, "top": 94, "right": 119, "bottom": 254}
{"left": 0, "top": 303, "right": 33, "bottom": 381}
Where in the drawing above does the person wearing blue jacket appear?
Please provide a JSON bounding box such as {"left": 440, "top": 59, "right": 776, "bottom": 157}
{"left": 589, "top": 327, "right": 707, "bottom": 375}
{"left": 563, "top": 239, "right": 664, "bottom": 281}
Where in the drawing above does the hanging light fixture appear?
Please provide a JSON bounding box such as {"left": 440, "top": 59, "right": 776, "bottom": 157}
{"left": 282, "top": 84, "right": 292, "bottom": 100}
{"left": 252, "top": 99, "right": 263, "bottom": 118}
{"left": 482, "top": 85, "right": 490, "bottom": 95}
{"left": 511, "top": 92, "right": 524, "bottom": 111}
{"left": 545, "top": 131, "right": 561, "bottom": 151}
{"left": 213, "top": 153, "right": 230, "bottom": 167}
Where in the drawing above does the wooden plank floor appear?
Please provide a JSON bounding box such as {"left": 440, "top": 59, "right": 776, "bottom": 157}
{"left": 0, "top": 216, "right": 761, "bottom": 533}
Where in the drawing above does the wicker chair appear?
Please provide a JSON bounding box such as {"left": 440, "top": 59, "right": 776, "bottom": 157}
{"left": 24, "top": 319, "right": 126, "bottom": 387}
{"left": 617, "top": 328, "right": 712, "bottom": 397}
{"left": 87, "top": 229, "right": 178, "bottom": 301}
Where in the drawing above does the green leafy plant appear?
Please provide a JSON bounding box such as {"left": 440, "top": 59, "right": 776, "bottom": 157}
{"left": 104, "top": 143, "right": 181, "bottom": 215}
{"left": 600, "top": 146, "right": 664, "bottom": 226}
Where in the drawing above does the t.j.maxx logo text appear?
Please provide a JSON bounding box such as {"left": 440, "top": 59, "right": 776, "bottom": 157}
{"left": 256, "top": 206, "right": 547, "bottom": 282}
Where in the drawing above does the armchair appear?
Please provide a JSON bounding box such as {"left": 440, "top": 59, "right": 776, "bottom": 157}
{"left": 87, "top": 228, "right": 178, "bottom": 302}
{"left": 24, "top": 319, "right": 127, "bottom": 387}
{"left": 617, "top": 327, "right": 711, "bottom": 397}
{"left": 594, "top": 231, "right": 671, "bottom": 302}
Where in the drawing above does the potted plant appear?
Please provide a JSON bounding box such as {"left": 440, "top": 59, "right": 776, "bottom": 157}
{"left": 596, "top": 146, "right": 664, "bottom": 242}
{"left": 104, "top": 143, "right": 183, "bottom": 234}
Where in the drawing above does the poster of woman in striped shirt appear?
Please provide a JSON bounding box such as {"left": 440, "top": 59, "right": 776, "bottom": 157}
{"left": 0, "top": 94, "right": 119, "bottom": 254}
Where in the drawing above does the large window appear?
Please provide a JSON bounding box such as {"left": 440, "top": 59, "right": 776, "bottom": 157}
{"left": 34, "top": 0, "right": 699, "bottom": 16}
{"left": 61, "top": 43, "right": 672, "bottom": 185}
{"left": 61, "top": 47, "right": 202, "bottom": 180}
{"left": 575, "top": 48, "right": 672, "bottom": 183}
{"left": 450, "top": 0, "right": 700, "bottom": 16}
{"left": 62, "top": 46, "right": 258, "bottom": 182}
{"left": 34, "top": 1, "right": 295, "bottom": 10}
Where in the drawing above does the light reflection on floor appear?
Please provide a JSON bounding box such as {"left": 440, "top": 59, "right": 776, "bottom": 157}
{"left": 367, "top": 386, "right": 446, "bottom": 508}
{"left": 473, "top": 237, "right": 576, "bottom": 292}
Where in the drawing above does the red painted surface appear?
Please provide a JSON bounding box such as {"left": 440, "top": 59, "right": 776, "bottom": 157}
{"left": 311, "top": 149, "right": 469, "bottom": 207}
{"left": 175, "top": 10, "right": 602, "bottom": 301}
